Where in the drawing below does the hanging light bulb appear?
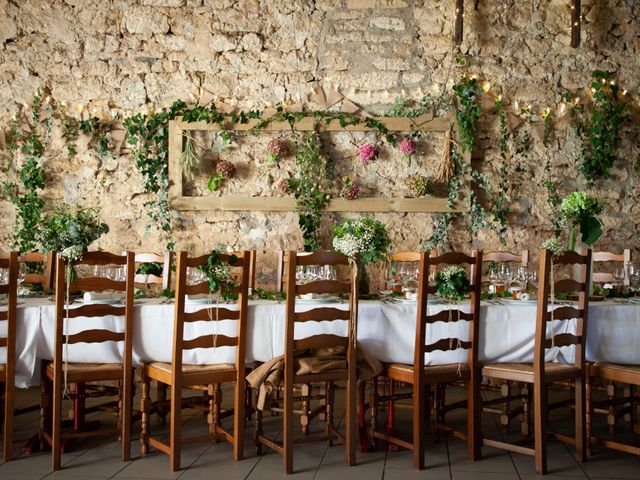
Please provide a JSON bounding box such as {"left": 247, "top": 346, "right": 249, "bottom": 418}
{"left": 482, "top": 82, "right": 491, "bottom": 93}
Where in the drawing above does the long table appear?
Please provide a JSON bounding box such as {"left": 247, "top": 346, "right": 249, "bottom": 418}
{"left": 3, "top": 298, "right": 640, "bottom": 388}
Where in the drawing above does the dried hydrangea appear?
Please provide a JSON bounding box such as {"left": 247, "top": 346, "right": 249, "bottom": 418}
{"left": 266, "top": 138, "right": 286, "bottom": 163}
{"left": 341, "top": 178, "right": 359, "bottom": 200}
{"left": 408, "top": 174, "right": 431, "bottom": 197}
{"left": 216, "top": 160, "right": 236, "bottom": 179}
{"left": 275, "top": 177, "right": 293, "bottom": 195}
{"left": 399, "top": 138, "right": 416, "bottom": 161}
{"left": 357, "top": 143, "right": 377, "bottom": 164}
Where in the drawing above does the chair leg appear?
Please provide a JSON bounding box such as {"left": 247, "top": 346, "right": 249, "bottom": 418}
{"left": 156, "top": 382, "right": 167, "bottom": 426}
{"left": 586, "top": 374, "right": 593, "bottom": 457}
{"left": 3, "top": 376, "right": 14, "bottom": 461}
{"left": 211, "top": 383, "right": 221, "bottom": 444}
{"left": 51, "top": 377, "right": 63, "bottom": 470}
{"left": 283, "top": 382, "right": 294, "bottom": 474}
{"left": 121, "top": 368, "right": 133, "bottom": 462}
{"left": 501, "top": 381, "right": 511, "bottom": 433}
{"left": 607, "top": 381, "right": 616, "bottom": 434}
{"left": 369, "top": 377, "right": 378, "bottom": 450}
{"left": 468, "top": 375, "right": 481, "bottom": 462}
{"left": 345, "top": 377, "right": 356, "bottom": 467}
{"left": 575, "top": 375, "right": 587, "bottom": 463}
{"left": 301, "top": 384, "right": 310, "bottom": 436}
{"left": 39, "top": 373, "right": 52, "bottom": 451}
{"left": 169, "top": 382, "right": 182, "bottom": 472}
{"left": 233, "top": 379, "right": 246, "bottom": 461}
{"left": 140, "top": 374, "right": 150, "bottom": 456}
{"left": 533, "top": 381, "right": 547, "bottom": 475}
{"left": 325, "top": 382, "right": 334, "bottom": 447}
{"left": 254, "top": 406, "right": 263, "bottom": 456}
{"left": 413, "top": 382, "right": 425, "bottom": 470}
{"left": 521, "top": 384, "right": 532, "bottom": 438}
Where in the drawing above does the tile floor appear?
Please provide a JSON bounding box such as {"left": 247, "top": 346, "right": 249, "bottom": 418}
{"left": 1, "top": 384, "right": 638, "bottom": 479}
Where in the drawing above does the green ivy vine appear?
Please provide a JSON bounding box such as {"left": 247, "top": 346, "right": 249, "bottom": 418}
{"left": 567, "top": 70, "right": 628, "bottom": 185}
{"left": 123, "top": 100, "right": 188, "bottom": 250}
{"left": 0, "top": 90, "right": 47, "bottom": 252}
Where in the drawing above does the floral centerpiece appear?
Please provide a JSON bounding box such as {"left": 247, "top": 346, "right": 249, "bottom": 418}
{"left": 38, "top": 205, "right": 109, "bottom": 265}
{"left": 559, "top": 191, "right": 606, "bottom": 251}
{"left": 197, "top": 250, "right": 238, "bottom": 302}
{"left": 435, "top": 265, "right": 469, "bottom": 302}
{"left": 332, "top": 218, "right": 392, "bottom": 294}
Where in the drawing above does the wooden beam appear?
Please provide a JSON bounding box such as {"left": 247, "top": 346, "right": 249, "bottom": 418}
{"left": 171, "top": 195, "right": 468, "bottom": 213}
{"left": 455, "top": 0, "right": 464, "bottom": 45}
{"left": 571, "top": 0, "right": 581, "bottom": 48}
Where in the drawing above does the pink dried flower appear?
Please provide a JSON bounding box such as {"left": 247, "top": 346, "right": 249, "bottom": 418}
{"left": 275, "top": 178, "right": 293, "bottom": 195}
{"left": 342, "top": 183, "right": 359, "bottom": 200}
{"left": 399, "top": 139, "right": 416, "bottom": 160}
{"left": 357, "top": 143, "right": 377, "bottom": 164}
{"left": 266, "top": 138, "right": 286, "bottom": 163}
{"left": 216, "top": 160, "right": 236, "bottom": 179}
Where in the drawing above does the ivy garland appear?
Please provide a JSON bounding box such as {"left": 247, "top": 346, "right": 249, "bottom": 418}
{"left": 0, "top": 90, "right": 47, "bottom": 253}
{"left": 567, "top": 70, "right": 628, "bottom": 185}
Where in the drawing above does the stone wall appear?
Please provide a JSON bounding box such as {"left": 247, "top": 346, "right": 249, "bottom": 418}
{"left": 1, "top": 0, "right": 639, "bottom": 287}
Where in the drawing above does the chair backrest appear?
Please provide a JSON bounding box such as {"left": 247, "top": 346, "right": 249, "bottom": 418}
{"left": 534, "top": 249, "right": 591, "bottom": 373}
{"left": 133, "top": 252, "right": 173, "bottom": 290}
{"left": 0, "top": 252, "right": 18, "bottom": 372}
{"left": 172, "top": 251, "right": 250, "bottom": 377}
{"left": 284, "top": 251, "right": 358, "bottom": 370}
{"left": 414, "top": 251, "right": 483, "bottom": 381}
{"left": 591, "top": 249, "right": 631, "bottom": 285}
{"left": 483, "top": 250, "right": 529, "bottom": 267}
{"left": 54, "top": 252, "right": 135, "bottom": 369}
{"left": 18, "top": 251, "right": 56, "bottom": 291}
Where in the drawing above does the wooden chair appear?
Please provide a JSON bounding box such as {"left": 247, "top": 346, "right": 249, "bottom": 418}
{"left": 255, "top": 251, "right": 358, "bottom": 474}
{"left": 140, "top": 251, "right": 250, "bottom": 471}
{"left": 133, "top": 252, "right": 173, "bottom": 290}
{"left": 483, "top": 250, "right": 529, "bottom": 267}
{"left": 0, "top": 252, "right": 18, "bottom": 461}
{"left": 481, "top": 248, "right": 592, "bottom": 474}
{"left": 591, "top": 249, "right": 631, "bottom": 286}
{"left": 18, "top": 251, "right": 56, "bottom": 292}
{"left": 587, "top": 363, "right": 640, "bottom": 455}
{"left": 40, "top": 252, "right": 135, "bottom": 470}
{"left": 369, "top": 251, "right": 483, "bottom": 469}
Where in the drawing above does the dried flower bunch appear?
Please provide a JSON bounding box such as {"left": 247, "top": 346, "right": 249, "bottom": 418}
{"left": 399, "top": 138, "right": 416, "bottom": 161}
{"left": 266, "top": 138, "right": 286, "bottom": 163}
{"left": 358, "top": 143, "right": 377, "bottom": 164}
{"left": 341, "top": 178, "right": 360, "bottom": 200}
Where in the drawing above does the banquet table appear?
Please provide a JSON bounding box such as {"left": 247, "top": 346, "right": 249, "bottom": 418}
{"left": 2, "top": 298, "right": 640, "bottom": 388}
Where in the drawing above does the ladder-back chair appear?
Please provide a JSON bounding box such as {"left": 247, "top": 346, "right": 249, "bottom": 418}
{"left": 0, "top": 252, "right": 18, "bottom": 461}
{"left": 41, "top": 251, "right": 135, "bottom": 470}
{"left": 481, "top": 249, "right": 591, "bottom": 474}
{"left": 140, "top": 251, "right": 250, "bottom": 471}
{"left": 369, "top": 251, "right": 483, "bottom": 469}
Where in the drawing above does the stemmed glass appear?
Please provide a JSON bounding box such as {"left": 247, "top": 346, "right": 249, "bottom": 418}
{"left": 627, "top": 264, "right": 640, "bottom": 291}
{"left": 612, "top": 266, "right": 626, "bottom": 290}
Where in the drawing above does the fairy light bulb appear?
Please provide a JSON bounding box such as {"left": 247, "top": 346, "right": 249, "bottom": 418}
{"left": 622, "top": 89, "right": 628, "bottom": 96}
{"left": 496, "top": 94, "right": 502, "bottom": 101}
{"left": 482, "top": 82, "right": 491, "bottom": 93}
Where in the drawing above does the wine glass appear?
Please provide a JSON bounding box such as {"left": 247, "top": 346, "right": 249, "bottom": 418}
{"left": 612, "top": 266, "right": 626, "bottom": 290}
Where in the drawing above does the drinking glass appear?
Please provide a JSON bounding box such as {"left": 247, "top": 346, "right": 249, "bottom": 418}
{"left": 612, "top": 266, "right": 626, "bottom": 289}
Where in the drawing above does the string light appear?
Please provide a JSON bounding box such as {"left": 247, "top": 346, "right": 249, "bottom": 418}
{"left": 482, "top": 82, "right": 491, "bottom": 93}
{"left": 622, "top": 89, "right": 628, "bottom": 96}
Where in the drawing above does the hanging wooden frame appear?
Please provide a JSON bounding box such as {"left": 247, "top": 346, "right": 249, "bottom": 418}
{"left": 168, "top": 114, "right": 470, "bottom": 213}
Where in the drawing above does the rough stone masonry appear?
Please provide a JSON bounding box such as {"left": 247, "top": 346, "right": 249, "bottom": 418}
{"left": 0, "top": 0, "right": 638, "bottom": 288}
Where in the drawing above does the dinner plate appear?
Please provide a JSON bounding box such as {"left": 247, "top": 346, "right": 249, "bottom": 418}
{"left": 501, "top": 298, "right": 538, "bottom": 305}
{"left": 75, "top": 298, "right": 123, "bottom": 305}
{"left": 296, "top": 296, "right": 340, "bottom": 304}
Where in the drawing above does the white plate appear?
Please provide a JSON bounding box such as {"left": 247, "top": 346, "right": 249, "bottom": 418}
{"left": 75, "top": 298, "right": 123, "bottom": 305}
{"left": 296, "top": 297, "right": 340, "bottom": 304}
{"left": 501, "top": 298, "right": 538, "bottom": 305}
{"left": 393, "top": 298, "right": 444, "bottom": 305}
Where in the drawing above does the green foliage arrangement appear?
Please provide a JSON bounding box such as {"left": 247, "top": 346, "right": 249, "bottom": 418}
{"left": 435, "top": 265, "right": 469, "bottom": 302}
{"left": 37, "top": 205, "right": 109, "bottom": 262}
{"left": 136, "top": 262, "right": 163, "bottom": 277}
{"left": 332, "top": 217, "right": 391, "bottom": 265}
{"left": 559, "top": 191, "right": 606, "bottom": 249}
{"left": 197, "top": 250, "right": 238, "bottom": 302}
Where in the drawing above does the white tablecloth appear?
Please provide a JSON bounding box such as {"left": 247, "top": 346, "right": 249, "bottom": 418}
{"left": 3, "top": 298, "right": 640, "bottom": 388}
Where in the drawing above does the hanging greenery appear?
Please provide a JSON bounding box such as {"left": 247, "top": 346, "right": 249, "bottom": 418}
{"left": 567, "top": 70, "right": 628, "bottom": 185}
{"left": 0, "top": 90, "right": 47, "bottom": 253}
{"left": 288, "top": 133, "right": 331, "bottom": 252}
{"left": 123, "top": 100, "right": 188, "bottom": 250}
